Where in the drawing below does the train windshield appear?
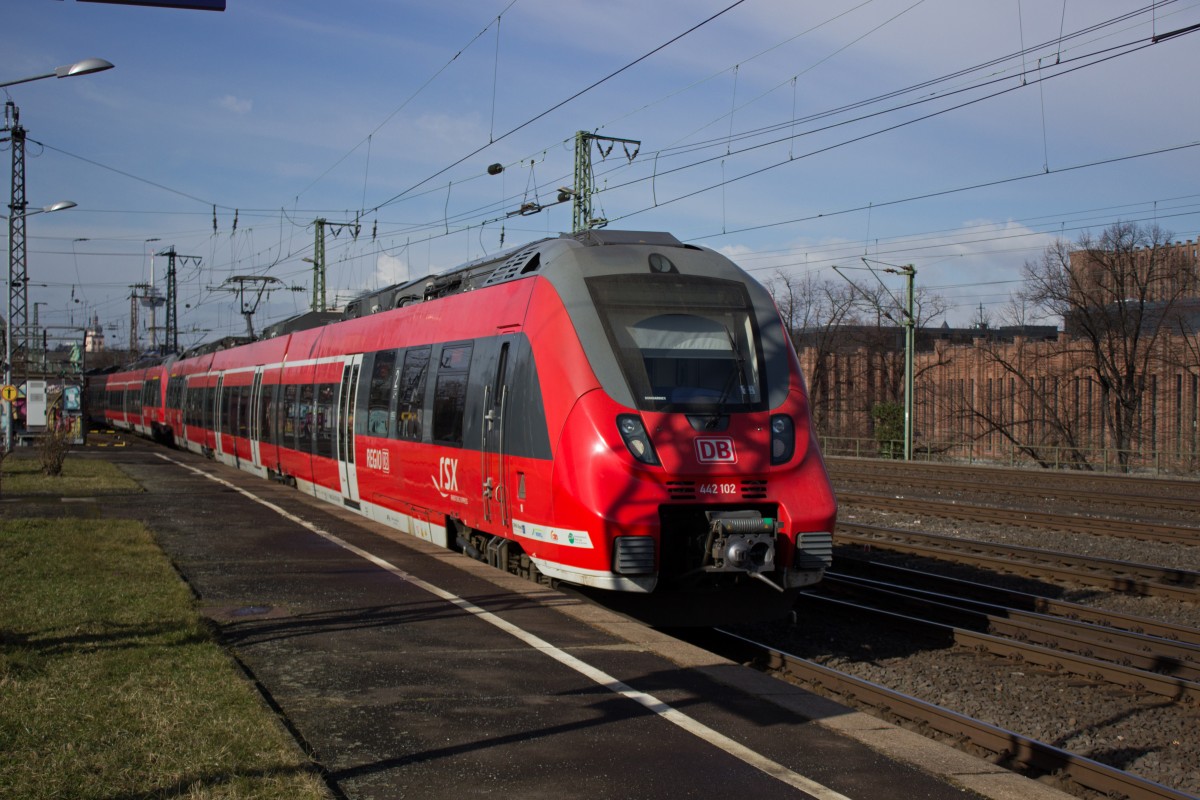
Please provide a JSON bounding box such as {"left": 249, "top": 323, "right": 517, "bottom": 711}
{"left": 587, "top": 274, "right": 766, "bottom": 413}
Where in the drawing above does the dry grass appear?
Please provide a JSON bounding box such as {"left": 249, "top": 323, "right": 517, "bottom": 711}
{"left": 1, "top": 452, "right": 142, "bottom": 496}
{"left": 0, "top": 517, "right": 330, "bottom": 800}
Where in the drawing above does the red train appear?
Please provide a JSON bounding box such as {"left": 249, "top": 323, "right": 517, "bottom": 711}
{"left": 92, "top": 230, "right": 836, "bottom": 614}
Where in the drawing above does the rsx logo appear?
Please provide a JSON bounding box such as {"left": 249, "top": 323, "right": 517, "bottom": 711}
{"left": 695, "top": 437, "right": 737, "bottom": 464}
{"left": 432, "top": 457, "right": 459, "bottom": 497}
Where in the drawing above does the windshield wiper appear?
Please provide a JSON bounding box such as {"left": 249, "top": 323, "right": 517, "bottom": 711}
{"left": 706, "top": 325, "right": 747, "bottom": 429}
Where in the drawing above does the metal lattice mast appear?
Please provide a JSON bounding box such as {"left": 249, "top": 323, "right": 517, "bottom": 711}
{"left": 571, "top": 131, "right": 640, "bottom": 234}
{"left": 312, "top": 218, "right": 326, "bottom": 312}
{"left": 156, "top": 246, "right": 200, "bottom": 353}
{"left": 571, "top": 132, "right": 592, "bottom": 234}
{"left": 6, "top": 102, "right": 28, "bottom": 378}
{"left": 165, "top": 249, "right": 177, "bottom": 353}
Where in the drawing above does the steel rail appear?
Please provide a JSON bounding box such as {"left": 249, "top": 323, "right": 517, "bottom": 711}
{"left": 836, "top": 523, "right": 1200, "bottom": 601}
{"left": 800, "top": 593, "right": 1200, "bottom": 705}
{"left": 837, "top": 491, "right": 1200, "bottom": 544}
{"left": 820, "top": 575, "right": 1200, "bottom": 683}
{"left": 707, "top": 628, "right": 1198, "bottom": 800}
{"left": 833, "top": 558, "right": 1200, "bottom": 647}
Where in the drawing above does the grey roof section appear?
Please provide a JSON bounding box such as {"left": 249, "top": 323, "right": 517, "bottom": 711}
{"left": 260, "top": 311, "right": 342, "bottom": 339}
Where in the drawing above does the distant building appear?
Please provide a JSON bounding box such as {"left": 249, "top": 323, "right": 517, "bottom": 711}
{"left": 793, "top": 238, "right": 1200, "bottom": 472}
{"left": 797, "top": 327, "right": 1200, "bottom": 472}
{"left": 84, "top": 314, "right": 105, "bottom": 353}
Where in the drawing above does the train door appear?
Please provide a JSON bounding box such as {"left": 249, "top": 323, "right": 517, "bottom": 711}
{"left": 248, "top": 369, "right": 264, "bottom": 469}
{"left": 335, "top": 355, "right": 362, "bottom": 506}
{"left": 481, "top": 338, "right": 511, "bottom": 527}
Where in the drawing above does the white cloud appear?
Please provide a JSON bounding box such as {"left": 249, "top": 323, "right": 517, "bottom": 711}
{"left": 218, "top": 95, "right": 253, "bottom": 115}
{"left": 375, "top": 252, "right": 410, "bottom": 286}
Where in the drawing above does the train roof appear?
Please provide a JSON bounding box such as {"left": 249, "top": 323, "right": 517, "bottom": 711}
{"left": 259, "top": 311, "right": 342, "bottom": 339}
{"left": 340, "top": 229, "right": 700, "bottom": 322}
{"left": 112, "top": 230, "right": 708, "bottom": 369}
{"left": 179, "top": 335, "right": 255, "bottom": 358}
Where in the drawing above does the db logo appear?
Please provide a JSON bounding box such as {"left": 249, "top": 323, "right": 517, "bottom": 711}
{"left": 695, "top": 437, "right": 737, "bottom": 464}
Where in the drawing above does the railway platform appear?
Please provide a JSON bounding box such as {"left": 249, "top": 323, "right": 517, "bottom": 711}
{"left": 63, "top": 443, "right": 1073, "bottom": 800}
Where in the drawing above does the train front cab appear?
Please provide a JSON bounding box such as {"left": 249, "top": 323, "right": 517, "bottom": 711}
{"left": 529, "top": 234, "right": 837, "bottom": 600}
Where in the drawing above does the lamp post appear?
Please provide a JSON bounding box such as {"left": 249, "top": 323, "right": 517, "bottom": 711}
{"left": 0, "top": 58, "right": 114, "bottom": 90}
{"left": 3, "top": 202, "right": 76, "bottom": 451}
{"left": 1, "top": 57, "right": 111, "bottom": 453}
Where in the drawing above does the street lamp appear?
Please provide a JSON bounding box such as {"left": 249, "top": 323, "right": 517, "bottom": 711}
{"left": 2, "top": 57, "right": 110, "bottom": 453}
{"left": 4, "top": 202, "right": 77, "bottom": 452}
{"left": 0, "top": 58, "right": 114, "bottom": 90}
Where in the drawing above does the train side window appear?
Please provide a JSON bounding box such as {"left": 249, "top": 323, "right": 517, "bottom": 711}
{"left": 492, "top": 341, "right": 509, "bottom": 407}
{"left": 192, "top": 384, "right": 204, "bottom": 428}
{"left": 260, "top": 384, "right": 274, "bottom": 442}
{"left": 315, "top": 383, "right": 336, "bottom": 459}
{"left": 396, "top": 346, "right": 431, "bottom": 441}
{"left": 221, "top": 385, "right": 235, "bottom": 435}
{"left": 142, "top": 376, "right": 160, "bottom": 408}
{"left": 184, "top": 383, "right": 196, "bottom": 426}
{"left": 298, "top": 384, "right": 315, "bottom": 454}
{"left": 281, "top": 384, "right": 299, "bottom": 449}
{"left": 433, "top": 342, "right": 473, "bottom": 446}
{"left": 235, "top": 385, "right": 251, "bottom": 438}
{"left": 367, "top": 350, "right": 396, "bottom": 436}
{"left": 204, "top": 386, "right": 216, "bottom": 431}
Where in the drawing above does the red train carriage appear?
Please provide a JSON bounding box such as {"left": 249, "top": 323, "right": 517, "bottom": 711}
{"left": 100, "top": 361, "right": 160, "bottom": 437}
{"left": 92, "top": 231, "right": 836, "bottom": 610}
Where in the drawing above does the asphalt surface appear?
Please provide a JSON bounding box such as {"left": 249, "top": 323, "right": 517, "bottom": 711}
{"left": 19, "top": 440, "right": 1078, "bottom": 800}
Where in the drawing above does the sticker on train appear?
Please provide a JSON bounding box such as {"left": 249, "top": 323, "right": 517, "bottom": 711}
{"left": 512, "top": 520, "right": 594, "bottom": 549}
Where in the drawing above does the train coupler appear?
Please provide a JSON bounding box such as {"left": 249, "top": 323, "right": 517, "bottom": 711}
{"left": 702, "top": 510, "right": 778, "bottom": 585}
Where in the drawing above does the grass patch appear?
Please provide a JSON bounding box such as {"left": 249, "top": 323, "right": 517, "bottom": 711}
{"left": 0, "top": 517, "right": 329, "bottom": 800}
{"left": 1, "top": 454, "right": 142, "bottom": 496}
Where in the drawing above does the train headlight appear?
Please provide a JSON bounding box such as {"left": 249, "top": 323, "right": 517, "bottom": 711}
{"left": 770, "top": 414, "right": 795, "bottom": 465}
{"left": 617, "top": 414, "right": 660, "bottom": 466}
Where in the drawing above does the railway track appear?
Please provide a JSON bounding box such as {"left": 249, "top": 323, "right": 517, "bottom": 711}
{"left": 811, "top": 576, "right": 1200, "bottom": 699}
{"left": 698, "top": 628, "right": 1198, "bottom": 800}
{"left": 832, "top": 558, "right": 1200, "bottom": 647}
{"left": 836, "top": 491, "right": 1200, "bottom": 545}
{"left": 762, "top": 457, "right": 1200, "bottom": 796}
{"left": 836, "top": 522, "right": 1200, "bottom": 601}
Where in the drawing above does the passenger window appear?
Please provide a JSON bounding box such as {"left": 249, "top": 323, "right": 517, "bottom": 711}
{"left": 282, "top": 384, "right": 299, "bottom": 449}
{"left": 315, "top": 383, "right": 336, "bottom": 459}
{"left": 433, "top": 343, "right": 473, "bottom": 446}
{"left": 298, "top": 384, "right": 315, "bottom": 453}
{"left": 396, "top": 346, "right": 431, "bottom": 441}
{"left": 367, "top": 350, "right": 396, "bottom": 436}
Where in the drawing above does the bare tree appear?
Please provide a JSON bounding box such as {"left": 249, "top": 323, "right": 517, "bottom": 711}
{"left": 948, "top": 337, "right": 1093, "bottom": 468}
{"left": 998, "top": 292, "right": 1037, "bottom": 327}
{"left": 770, "top": 268, "right": 952, "bottom": 446}
{"left": 766, "top": 270, "right": 857, "bottom": 434}
{"left": 1021, "top": 221, "right": 1197, "bottom": 470}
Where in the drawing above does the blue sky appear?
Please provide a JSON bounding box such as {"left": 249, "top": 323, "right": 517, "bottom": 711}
{"left": 5, "top": 0, "right": 1200, "bottom": 350}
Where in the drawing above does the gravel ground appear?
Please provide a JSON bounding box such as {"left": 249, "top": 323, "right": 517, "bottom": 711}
{"left": 733, "top": 478, "right": 1200, "bottom": 798}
